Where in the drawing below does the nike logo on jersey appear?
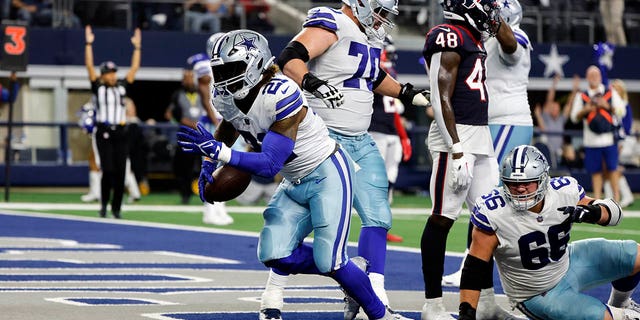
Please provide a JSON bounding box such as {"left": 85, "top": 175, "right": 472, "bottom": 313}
{"left": 281, "top": 87, "right": 288, "bottom": 94}
{"left": 315, "top": 177, "right": 327, "bottom": 184}
{"left": 438, "top": 27, "right": 451, "bottom": 32}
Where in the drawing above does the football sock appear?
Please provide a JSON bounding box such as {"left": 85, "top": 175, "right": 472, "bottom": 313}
{"left": 358, "top": 226, "right": 387, "bottom": 274}
{"left": 332, "top": 260, "right": 385, "bottom": 319}
{"left": 261, "top": 269, "right": 288, "bottom": 310}
{"left": 609, "top": 273, "right": 640, "bottom": 307}
{"left": 369, "top": 272, "right": 389, "bottom": 306}
{"left": 421, "top": 216, "right": 451, "bottom": 298}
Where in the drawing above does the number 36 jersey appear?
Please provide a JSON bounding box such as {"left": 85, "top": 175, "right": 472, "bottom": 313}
{"left": 470, "top": 176, "right": 586, "bottom": 302}
{"left": 302, "top": 6, "right": 383, "bottom": 136}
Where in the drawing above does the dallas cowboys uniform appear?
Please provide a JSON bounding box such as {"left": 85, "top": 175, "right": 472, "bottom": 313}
{"left": 471, "top": 176, "right": 637, "bottom": 319}
{"left": 302, "top": 7, "right": 392, "bottom": 236}
{"left": 423, "top": 23, "right": 497, "bottom": 220}
{"left": 187, "top": 52, "right": 223, "bottom": 124}
{"left": 486, "top": 26, "right": 534, "bottom": 164}
{"left": 213, "top": 74, "right": 355, "bottom": 272}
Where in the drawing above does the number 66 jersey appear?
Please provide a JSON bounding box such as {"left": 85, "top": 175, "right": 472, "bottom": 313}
{"left": 470, "top": 176, "right": 586, "bottom": 303}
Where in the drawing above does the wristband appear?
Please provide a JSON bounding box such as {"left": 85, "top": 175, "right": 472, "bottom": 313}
{"left": 451, "top": 142, "right": 463, "bottom": 154}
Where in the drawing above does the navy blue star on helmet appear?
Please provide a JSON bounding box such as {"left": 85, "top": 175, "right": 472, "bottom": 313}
{"left": 236, "top": 35, "right": 257, "bottom": 51}
{"left": 502, "top": 0, "right": 510, "bottom": 8}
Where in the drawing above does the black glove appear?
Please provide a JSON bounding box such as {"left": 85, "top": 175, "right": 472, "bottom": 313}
{"left": 459, "top": 302, "right": 476, "bottom": 320}
{"left": 302, "top": 72, "right": 344, "bottom": 108}
{"left": 558, "top": 205, "right": 601, "bottom": 224}
{"left": 399, "top": 83, "right": 430, "bottom": 107}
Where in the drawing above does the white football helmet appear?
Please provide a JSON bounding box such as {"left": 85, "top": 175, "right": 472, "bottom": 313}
{"left": 501, "top": 145, "right": 550, "bottom": 211}
{"left": 209, "top": 29, "right": 275, "bottom": 100}
{"left": 498, "top": 0, "right": 523, "bottom": 27}
{"left": 206, "top": 32, "right": 226, "bottom": 58}
{"left": 342, "top": 0, "right": 399, "bottom": 40}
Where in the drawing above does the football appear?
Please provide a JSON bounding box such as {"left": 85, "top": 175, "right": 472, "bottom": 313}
{"left": 204, "top": 165, "right": 252, "bottom": 202}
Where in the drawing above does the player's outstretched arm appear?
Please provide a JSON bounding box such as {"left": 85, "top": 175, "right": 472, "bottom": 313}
{"left": 559, "top": 196, "right": 623, "bottom": 226}
{"left": 126, "top": 28, "right": 141, "bottom": 84}
{"left": 84, "top": 25, "right": 96, "bottom": 82}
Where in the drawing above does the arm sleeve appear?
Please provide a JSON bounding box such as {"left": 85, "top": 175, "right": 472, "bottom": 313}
{"left": 227, "top": 130, "right": 295, "bottom": 178}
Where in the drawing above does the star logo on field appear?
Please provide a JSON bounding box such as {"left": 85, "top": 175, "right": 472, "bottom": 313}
{"left": 236, "top": 35, "right": 257, "bottom": 51}
{"left": 538, "top": 44, "right": 570, "bottom": 78}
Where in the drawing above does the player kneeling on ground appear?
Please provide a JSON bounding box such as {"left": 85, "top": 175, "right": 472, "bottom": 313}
{"left": 458, "top": 145, "right": 640, "bottom": 320}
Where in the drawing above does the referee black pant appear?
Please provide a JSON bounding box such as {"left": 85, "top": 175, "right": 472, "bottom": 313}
{"left": 95, "top": 124, "right": 130, "bottom": 216}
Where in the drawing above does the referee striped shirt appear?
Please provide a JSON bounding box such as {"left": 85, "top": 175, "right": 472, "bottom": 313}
{"left": 91, "top": 80, "right": 130, "bottom": 125}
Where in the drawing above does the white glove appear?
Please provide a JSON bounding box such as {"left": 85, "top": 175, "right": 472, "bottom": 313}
{"left": 450, "top": 155, "right": 473, "bottom": 193}
{"left": 302, "top": 72, "right": 344, "bottom": 109}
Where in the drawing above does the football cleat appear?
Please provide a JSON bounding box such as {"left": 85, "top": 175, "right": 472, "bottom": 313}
{"left": 421, "top": 297, "right": 454, "bottom": 320}
{"left": 386, "top": 306, "right": 412, "bottom": 320}
{"left": 477, "top": 288, "right": 526, "bottom": 320}
{"left": 386, "top": 233, "right": 404, "bottom": 243}
{"left": 441, "top": 269, "right": 461, "bottom": 287}
{"left": 259, "top": 308, "right": 282, "bottom": 320}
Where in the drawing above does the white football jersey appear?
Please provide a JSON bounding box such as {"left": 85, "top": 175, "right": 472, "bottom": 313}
{"left": 213, "top": 74, "right": 335, "bottom": 182}
{"left": 303, "top": 6, "right": 383, "bottom": 136}
{"left": 471, "top": 176, "right": 586, "bottom": 303}
{"left": 486, "top": 27, "right": 533, "bottom": 126}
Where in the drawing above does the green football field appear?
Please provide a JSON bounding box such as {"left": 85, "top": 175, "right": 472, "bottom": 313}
{"left": 2, "top": 189, "right": 640, "bottom": 252}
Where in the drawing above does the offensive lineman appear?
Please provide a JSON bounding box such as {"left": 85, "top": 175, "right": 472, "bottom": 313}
{"left": 458, "top": 145, "right": 640, "bottom": 320}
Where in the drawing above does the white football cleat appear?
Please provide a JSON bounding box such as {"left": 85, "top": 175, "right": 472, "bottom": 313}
{"left": 477, "top": 288, "right": 525, "bottom": 320}
{"left": 440, "top": 269, "right": 461, "bottom": 287}
{"left": 421, "top": 297, "right": 454, "bottom": 320}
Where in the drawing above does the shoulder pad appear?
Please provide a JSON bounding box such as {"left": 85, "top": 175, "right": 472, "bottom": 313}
{"left": 304, "top": 7, "right": 340, "bottom": 32}
{"left": 513, "top": 28, "right": 532, "bottom": 50}
{"left": 262, "top": 77, "right": 304, "bottom": 121}
{"left": 187, "top": 52, "right": 209, "bottom": 67}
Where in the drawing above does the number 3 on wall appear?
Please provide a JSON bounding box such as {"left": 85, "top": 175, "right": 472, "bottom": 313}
{"left": 1, "top": 22, "right": 29, "bottom": 71}
{"left": 4, "top": 26, "right": 26, "bottom": 55}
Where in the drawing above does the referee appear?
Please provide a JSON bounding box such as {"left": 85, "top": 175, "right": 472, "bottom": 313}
{"left": 84, "top": 25, "right": 141, "bottom": 218}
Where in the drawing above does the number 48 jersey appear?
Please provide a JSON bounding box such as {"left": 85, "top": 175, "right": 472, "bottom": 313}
{"left": 423, "top": 24, "right": 488, "bottom": 126}
{"left": 470, "top": 176, "right": 586, "bottom": 303}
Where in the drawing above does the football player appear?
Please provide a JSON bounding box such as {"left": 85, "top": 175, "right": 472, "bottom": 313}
{"left": 259, "top": 0, "right": 429, "bottom": 318}
{"left": 459, "top": 145, "right": 640, "bottom": 320}
{"left": 420, "top": 0, "right": 521, "bottom": 319}
{"left": 443, "top": 0, "right": 535, "bottom": 290}
{"left": 177, "top": 29, "right": 398, "bottom": 320}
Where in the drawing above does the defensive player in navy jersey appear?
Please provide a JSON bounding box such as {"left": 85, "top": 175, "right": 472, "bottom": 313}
{"left": 177, "top": 29, "right": 398, "bottom": 320}
{"left": 420, "top": 1, "right": 521, "bottom": 319}
{"left": 258, "top": 0, "right": 429, "bottom": 319}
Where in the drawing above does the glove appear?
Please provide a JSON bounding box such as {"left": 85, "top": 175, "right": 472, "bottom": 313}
{"left": 558, "top": 205, "right": 601, "bottom": 223}
{"left": 302, "top": 72, "right": 344, "bottom": 108}
{"left": 450, "top": 155, "right": 473, "bottom": 193}
{"left": 176, "top": 122, "right": 231, "bottom": 162}
{"left": 401, "top": 137, "right": 412, "bottom": 162}
{"left": 198, "top": 158, "right": 216, "bottom": 202}
{"left": 399, "top": 83, "right": 430, "bottom": 108}
{"left": 458, "top": 302, "right": 476, "bottom": 320}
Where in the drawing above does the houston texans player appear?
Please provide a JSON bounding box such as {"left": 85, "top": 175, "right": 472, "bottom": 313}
{"left": 177, "top": 29, "right": 399, "bottom": 320}
{"left": 459, "top": 145, "right": 640, "bottom": 320}
{"left": 443, "top": 0, "right": 535, "bottom": 291}
{"left": 259, "top": 0, "right": 429, "bottom": 319}
{"left": 420, "top": 0, "right": 522, "bottom": 319}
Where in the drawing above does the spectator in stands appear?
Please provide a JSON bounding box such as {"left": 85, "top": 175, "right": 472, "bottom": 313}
{"left": 600, "top": 0, "right": 627, "bottom": 46}
{"left": 534, "top": 75, "right": 576, "bottom": 166}
{"left": 184, "top": 0, "right": 232, "bottom": 33}
{"left": 570, "top": 65, "right": 626, "bottom": 201}
{"left": 238, "top": 0, "right": 273, "bottom": 32}
{"left": 74, "top": 1, "right": 118, "bottom": 28}
{"left": 11, "top": 0, "right": 54, "bottom": 27}
{"left": 604, "top": 79, "right": 635, "bottom": 207}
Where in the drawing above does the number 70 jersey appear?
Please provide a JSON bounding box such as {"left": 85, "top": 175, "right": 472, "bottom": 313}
{"left": 470, "top": 176, "right": 586, "bottom": 303}
{"left": 303, "top": 6, "right": 384, "bottom": 136}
